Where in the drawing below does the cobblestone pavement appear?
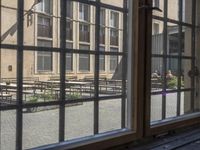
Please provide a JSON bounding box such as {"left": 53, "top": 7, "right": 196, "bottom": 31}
{"left": 0, "top": 93, "right": 188, "bottom": 150}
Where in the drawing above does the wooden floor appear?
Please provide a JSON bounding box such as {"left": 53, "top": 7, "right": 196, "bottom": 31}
{"left": 110, "top": 127, "right": 200, "bottom": 150}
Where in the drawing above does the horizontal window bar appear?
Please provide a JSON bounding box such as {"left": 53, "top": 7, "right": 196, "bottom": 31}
{"left": 151, "top": 88, "right": 194, "bottom": 95}
{"left": 0, "top": 44, "right": 125, "bottom": 55}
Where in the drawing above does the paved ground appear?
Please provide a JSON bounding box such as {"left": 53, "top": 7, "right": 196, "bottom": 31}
{"left": 0, "top": 93, "right": 188, "bottom": 150}
{"left": 0, "top": 99, "right": 121, "bottom": 150}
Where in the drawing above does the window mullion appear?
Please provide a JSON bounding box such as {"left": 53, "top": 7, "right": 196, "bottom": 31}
{"left": 59, "top": 0, "right": 67, "bottom": 142}
{"left": 94, "top": 0, "right": 100, "bottom": 134}
{"left": 16, "top": 0, "right": 24, "bottom": 149}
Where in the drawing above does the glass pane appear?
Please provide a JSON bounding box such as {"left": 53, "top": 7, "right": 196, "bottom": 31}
{"left": 151, "top": 57, "right": 163, "bottom": 92}
{"left": 181, "top": 59, "right": 192, "bottom": 89}
{"left": 23, "top": 50, "right": 59, "bottom": 104}
{"left": 152, "top": 20, "right": 164, "bottom": 55}
{"left": 99, "top": 99, "right": 121, "bottom": 133}
{"left": 65, "top": 102, "right": 94, "bottom": 140}
{"left": 0, "top": 49, "right": 17, "bottom": 106}
{"left": 167, "top": 23, "right": 179, "bottom": 56}
{"left": 23, "top": 107, "right": 59, "bottom": 149}
{"left": 151, "top": 95, "right": 162, "bottom": 122}
{"left": 166, "top": 58, "right": 178, "bottom": 90}
{"left": 166, "top": 92, "right": 178, "bottom": 118}
{"left": 181, "top": 91, "right": 192, "bottom": 115}
{"left": 182, "top": 26, "right": 192, "bottom": 57}
{"left": 182, "top": 0, "right": 192, "bottom": 24}
{"left": 168, "top": 0, "right": 179, "bottom": 21}
{"left": 1, "top": 0, "right": 17, "bottom": 45}
{"left": 153, "top": 0, "right": 164, "bottom": 17}
{"left": 0, "top": 110, "right": 16, "bottom": 150}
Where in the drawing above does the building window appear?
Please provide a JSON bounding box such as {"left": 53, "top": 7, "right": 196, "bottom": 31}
{"left": 79, "top": 44, "right": 90, "bottom": 71}
{"left": 110, "top": 11, "right": 119, "bottom": 46}
{"left": 100, "top": 9, "right": 105, "bottom": 44}
{"left": 37, "top": 15, "right": 52, "bottom": 38}
{"left": 66, "top": 20, "right": 73, "bottom": 41}
{"left": 79, "top": 23, "right": 90, "bottom": 42}
{"left": 79, "top": 3, "right": 90, "bottom": 22}
{"left": 110, "top": 47, "right": 118, "bottom": 71}
{"left": 153, "top": 23, "right": 159, "bottom": 35}
{"left": 154, "top": 0, "right": 160, "bottom": 7}
{"left": 66, "top": 43, "right": 73, "bottom": 71}
{"left": 100, "top": 47, "right": 105, "bottom": 71}
{"left": 37, "top": 0, "right": 53, "bottom": 14}
{"left": 66, "top": 1, "right": 73, "bottom": 19}
{"left": 37, "top": 40, "right": 52, "bottom": 71}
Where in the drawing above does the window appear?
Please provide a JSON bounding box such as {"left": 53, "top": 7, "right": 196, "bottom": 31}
{"left": 154, "top": 0, "right": 160, "bottom": 7}
{"left": 79, "top": 44, "right": 90, "bottom": 71}
{"left": 66, "top": 20, "right": 73, "bottom": 41}
{"left": 66, "top": 1, "right": 73, "bottom": 19}
{"left": 110, "top": 28, "right": 119, "bottom": 46}
{"left": 110, "top": 48, "right": 118, "bottom": 71}
{"left": 0, "top": 0, "right": 133, "bottom": 149}
{"left": 100, "top": 9, "right": 105, "bottom": 44}
{"left": 100, "top": 47, "right": 105, "bottom": 71}
{"left": 37, "top": 15, "right": 52, "bottom": 38}
{"left": 66, "top": 43, "right": 73, "bottom": 71}
{"left": 79, "top": 23, "right": 90, "bottom": 42}
{"left": 79, "top": 3, "right": 90, "bottom": 22}
{"left": 153, "top": 23, "right": 159, "bottom": 35}
{"left": 110, "top": 11, "right": 119, "bottom": 28}
{"left": 37, "top": 0, "right": 53, "bottom": 14}
{"left": 110, "top": 11, "right": 119, "bottom": 46}
{"left": 37, "top": 40, "right": 52, "bottom": 71}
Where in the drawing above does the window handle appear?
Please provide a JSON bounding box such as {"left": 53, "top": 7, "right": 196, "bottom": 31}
{"left": 139, "top": 5, "right": 162, "bottom": 12}
{"left": 188, "top": 67, "right": 199, "bottom": 78}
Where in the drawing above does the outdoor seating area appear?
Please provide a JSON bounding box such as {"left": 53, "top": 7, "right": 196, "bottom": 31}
{"left": 0, "top": 76, "right": 124, "bottom": 106}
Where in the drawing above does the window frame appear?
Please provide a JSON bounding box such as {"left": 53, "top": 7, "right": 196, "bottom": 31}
{"left": 0, "top": 0, "right": 140, "bottom": 150}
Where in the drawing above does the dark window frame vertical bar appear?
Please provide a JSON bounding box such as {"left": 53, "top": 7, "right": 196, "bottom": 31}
{"left": 94, "top": 0, "right": 100, "bottom": 134}
{"left": 16, "top": 0, "right": 24, "bottom": 149}
{"left": 121, "top": 0, "right": 128, "bottom": 128}
{"left": 59, "top": 0, "right": 67, "bottom": 142}
{"left": 191, "top": 0, "right": 196, "bottom": 112}
{"left": 162, "top": 0, "right": 168, "bottom": 120}
{"left": 177, "top": 0, "right": 182, "bottom": 116}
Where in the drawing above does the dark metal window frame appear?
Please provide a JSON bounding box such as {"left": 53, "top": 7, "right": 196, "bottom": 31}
{"left": 0, "top": 0, "right": 130, "bottom": 149}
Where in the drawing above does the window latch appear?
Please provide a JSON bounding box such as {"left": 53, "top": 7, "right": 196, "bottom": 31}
{"left": 188, "top": 66, "right": 199, "bottom": 78}
{"left": 139, "top": 5, "right": 162, "bottom": 12}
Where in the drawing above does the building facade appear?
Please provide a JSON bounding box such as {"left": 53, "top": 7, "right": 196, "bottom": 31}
{"left": 1, "top": 0, "right": 124, "bottom": 80}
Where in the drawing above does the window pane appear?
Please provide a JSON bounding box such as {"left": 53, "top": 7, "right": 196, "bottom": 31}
{"left": 79, "top": 23, "right": 90, "bottom": 42}
{"left": 1, "top": 0, "right": 17, "bottom": 45}
{"left": 79, "top": 3, "right": 90, "bottom": 22}
{"left": 99, "top": 99, "right": 121, "bottom": 133}
{"left": 37, "top": 16, "right": 52, "bottom": 38}
{"left": 110, "top": 48, "right": 118, "bottom": 71}
{"left": 110, "top": 11, "right": 119, "bottom": 28}
{"left": 167, "top": 23, "right": 179, "bottom": 55}
{"left": 37, "top": 40, "right": 52, "bottom": 72}
{"left": 66, "top": 1, "right": 73, "bottom": 18}
{"left": 66, "top": 43, "right": 73, "bottom": 71}
{"left": 79, "top": 45, "right": 90, "bottom": 71}
{"left": 66, "top": 20, "right": 73, "bottom": 41}
{"left": 182, "top": 26, "right": 192, "bottom": 57}
{"left": 182, "top": 0, "right": 192, "bottom": 24}
{"left": 151, "top": 57, "right": 163, "bottom": 92}
{"left": 152, "top": 20, "right": 164, "bottom": 55}
{"left": 110, "top": 29, "right": 119, "bottom": 46}
{"left": 65, "top": 102, "right": 94, "bottom": 140}
{"left": 168, "top": 0, "right": 179, "bottom": 21}
{"left": 0, "top": 110, "right": 16, "bottom": 150}
{"left": 166, "top": 92, "right": 178, "bottom": 118}
{"left": 23, "top": 107, "right": 59, "bottom": 149}
{"left": 151, "top": 95, "right": 162, "bottom": 122}
{"left": 100, "top": 47, "right": 105, "bottom": 71}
